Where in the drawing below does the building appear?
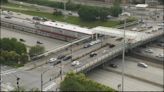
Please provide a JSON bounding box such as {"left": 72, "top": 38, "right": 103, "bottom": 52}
{"left": 1, "top": 12, "right": 93, "bottom": 42}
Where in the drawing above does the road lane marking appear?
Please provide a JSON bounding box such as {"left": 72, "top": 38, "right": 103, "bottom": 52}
{"left": 1, "top": 70, "right": 17, "bottom": 76}
{"left": 43, "top": 82, "right": 56, "bottom": 91}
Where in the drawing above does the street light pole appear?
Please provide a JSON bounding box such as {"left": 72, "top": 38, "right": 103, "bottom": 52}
{"left": 0, "top": 64, "right": 1, "bottom": 92}
{"left": 64, "top": 1, "right": 67, "bottom": 20}
{"left": 122, "top": 16, "right": 127, "bottom": 92}
{"left": 40, "top": 69, "right": 50, "bottom": 91}
{"left": 41, "top": 73, "right": 43, "bottom": 91}
{"left": 60, "top": 60, "right": 63, "bottom": 80}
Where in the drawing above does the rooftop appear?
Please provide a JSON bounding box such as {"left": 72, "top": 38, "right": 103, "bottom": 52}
{"left": 39, "top": 21, "right": 93, "bottom": 35}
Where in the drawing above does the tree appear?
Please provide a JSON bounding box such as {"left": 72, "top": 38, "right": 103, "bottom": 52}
{"left": 158, "top": 0, "right": 164, "bottom": 4}
{"left": 29, "top": 45, "right": 45, "bottom": 57}
{"left": 110, "top": 2, "right": 122, "bottom": 17}
{"left": 98, "top": 8, "right": 110, "bottom": 21}
{"left": 1, "top": 0, "right": 8, "bottom": 4}
{"left": 78, "top": 6, "right": 98, "bottom": 21}
{"left": 0, "top": 38, "right": 27, "bottom": 54}
{"left": 60, "top": 72, "right": 114, "bottom": 91}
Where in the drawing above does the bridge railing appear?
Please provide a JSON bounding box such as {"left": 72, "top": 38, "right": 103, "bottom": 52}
{"left": 31, "top": 36, "right": 92, "bottom": 60}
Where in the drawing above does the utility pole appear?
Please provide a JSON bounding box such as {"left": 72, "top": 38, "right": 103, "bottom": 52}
{"left": 41, "top": 73, "right": 43, "bottom": 91}
{"left": 64, "top": 1, "right": 67, "bottom": 20}
{"left": 60, "top": 61, "right": 63, "bottom": 80}
{"left": 0, "top": 64, "right": 1, "bottom": 92}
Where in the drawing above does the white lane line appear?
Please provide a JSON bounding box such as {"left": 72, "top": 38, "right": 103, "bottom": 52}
{"left": 43, "top": 82, "right": 56, "bottom": 91}
{"left": 1, "top": 70, "right": 17, "bottom": 76}
{"left": 1, "top": 69, "right": 16, "bottom": 74}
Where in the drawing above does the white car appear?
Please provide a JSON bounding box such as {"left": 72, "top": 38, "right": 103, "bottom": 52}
{"left": 156, "top": 54, "right": 164, "bottom": 58}
{"left": 137, "top": 62, "right": 148, "bottom": 68}
{"left": 48, "top": 58, "right": 57, "bottom": 63}
{"left": 103, "top": 50, "right": 108, "bottom": 54}
{"left": 144, "top": 49, "right": 153, "bottom": 53}
{"left": 71, "top": 61, "right": 80, "bottom": 66}
{"left": 89, "top": 40, "right": 101, "bottom": 46}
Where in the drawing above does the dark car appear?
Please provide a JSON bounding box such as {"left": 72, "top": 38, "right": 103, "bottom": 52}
{"left": 63, "top": 55, "right": 72, "bottom": 61}
{"left": 33, "top": 16, "right": 41, "bottom": 20}
{"left": 83, "top": 44, "right": 91, "bottom": 48}
{"left": 109, "top": 64, "right": 118, "bottom": 68}
{"left": 90, "top": 52, "right": 97, "bottom": 57}
{"left": 57, "top": 55, "right": 65, "bottom": 59}
{"left": 37, "top": 41, "right": 43, "bottom": 44}
{"left": 19, "top": 38, "right": 25, "bottom": 42}
{"left": 53, "top": 60, "right": 61, "bottom": 66}
{"left": 108, "top": 44, "right": 115, "bottom": 48}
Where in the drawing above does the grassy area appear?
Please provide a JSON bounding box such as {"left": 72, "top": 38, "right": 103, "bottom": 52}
{"left": 2, "top": 3, "right": 37, "bottom": 10}
{"left": 3, "top": 7, "right": 121, "bottom": 28}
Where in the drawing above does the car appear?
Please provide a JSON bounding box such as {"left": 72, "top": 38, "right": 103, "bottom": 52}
{"left": 137, "top": 62, "right": 148, "bottom": 68}
{"left": 57, "top": 55, "right": 65, "bottom": 59}
{"left": 131, "top": 28, "right": 137, "bottom": 31}
{"left": 71, "top": 61, "right": 80, "bottom": 66}
{"left": 90, "top": 52, "right": 97, "bottom": 57}
{"left": 63, "top": 55, "right": 72, "bottom": 61}
{"left": 68, "top": 11, "right": 72, "bottom": 15}
{"left": 89, "top": 40, "right": 101, "bottom": 46}
{"left": 108, "top": 44, "right": 115, "bottom": 48}
{"left": 19, "top": 38, "right": 25, "bottom": 42}
{"left": 53, "top": 60, "right": 61, "bottom": 66}
{"left": 109, "top": 64, "right": 118, "bottom": 68}
{"left": 103, "top": 50, "right": 107, "bottom": 54}
{"left": 156, "top": 54, "right": 164, "bottom": 58}
{"left": 144, "top": 49, "right": 153, "bottom": 53}
{"left": 5, "top": 15, "right": 12, "bottom": 19}
{"left": 33, "top": 16, "right": 41, "bottom": 20}
{"left": 37, "top": 41, "right": 43, "bottom": 44}
{"left": 48, "top": 58, "right": 57, "bottom": 63}
{"left": 83, "top": 44, "right": 91, "bottom": 48}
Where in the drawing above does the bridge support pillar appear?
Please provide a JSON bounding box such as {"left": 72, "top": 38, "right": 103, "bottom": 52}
{"left": 96, "top": 33, "right": 98, "bottom": 40}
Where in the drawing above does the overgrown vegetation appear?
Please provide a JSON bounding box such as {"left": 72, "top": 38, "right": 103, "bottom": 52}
{"left": 29, "top": 45, "right": 45, "bottom": 57}
{"left": 0, "top": 38, "right": 28, "bottom": 67}
{"left": 60, "top": 72, "right": 115, "bottom": 91}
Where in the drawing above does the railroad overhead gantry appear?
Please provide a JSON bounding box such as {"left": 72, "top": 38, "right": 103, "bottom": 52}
{"left": 91, "top": 26, "right": 147, "bottom": 42}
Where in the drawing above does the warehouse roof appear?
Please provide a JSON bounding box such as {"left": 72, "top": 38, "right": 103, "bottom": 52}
{"left": 40, "top": 21, "right": 93, "bottom": 35}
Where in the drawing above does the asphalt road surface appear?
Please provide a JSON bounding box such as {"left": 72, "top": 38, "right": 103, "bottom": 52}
{"left": 87, "top": 68, "right": 163, "bottom": 91}
{"left": 1, "top": 27, "right": 68, "bottom": 51}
